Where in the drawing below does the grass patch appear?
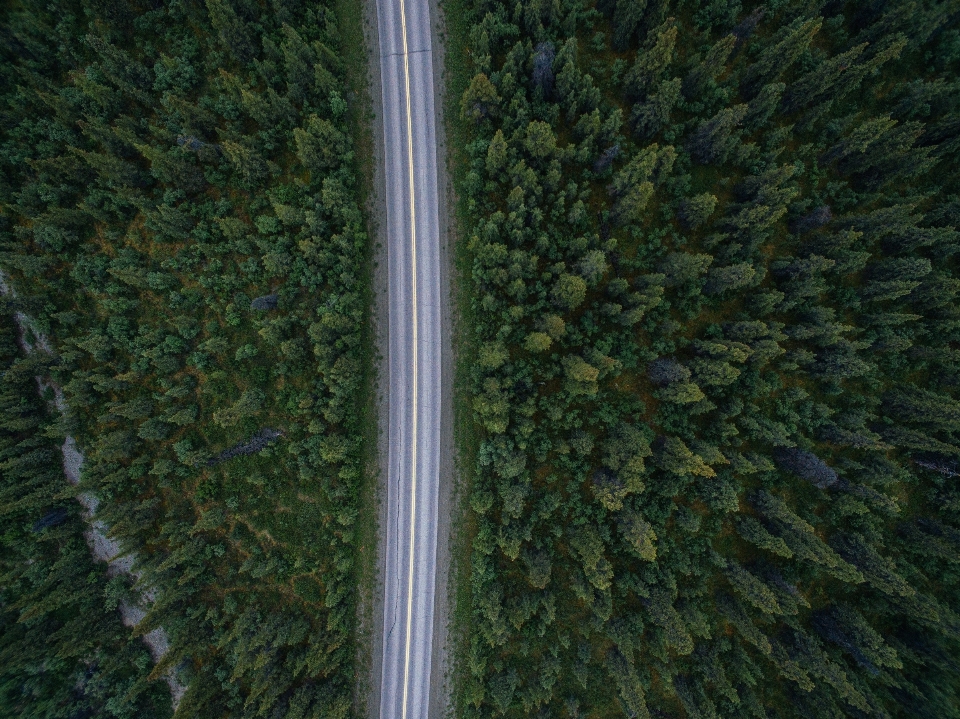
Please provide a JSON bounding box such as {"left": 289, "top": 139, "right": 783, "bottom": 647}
{"left": 438, "top": 0, "right": 482, "bottom": 714}
{"left": 334, "top": 0, "right": 380, "bottom": 712}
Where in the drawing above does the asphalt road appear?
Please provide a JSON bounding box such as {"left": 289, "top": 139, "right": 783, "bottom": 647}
{"left": 374, "top": 0, "right": 443, "bottom": 716}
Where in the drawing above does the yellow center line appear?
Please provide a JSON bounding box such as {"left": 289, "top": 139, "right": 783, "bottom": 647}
{"left": 398, "top": 0, "right": 418, "bottom": 716}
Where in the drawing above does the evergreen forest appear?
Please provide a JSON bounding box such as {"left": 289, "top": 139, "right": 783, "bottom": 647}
{"left": 451, "top": 0, "right": 960, "bottom": 716}
{"left": 0, "top": 307, "right": 172, "bottom": 718}
{"left": 1, "top": 0, "right": 370, "bottom": 716}
{"left": 3, "top": 0, "right": 960, "bottom": 717}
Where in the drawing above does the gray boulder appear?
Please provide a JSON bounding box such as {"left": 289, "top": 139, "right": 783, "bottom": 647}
{"left": 250, "top": 294, "right": 279, "bottom": 311}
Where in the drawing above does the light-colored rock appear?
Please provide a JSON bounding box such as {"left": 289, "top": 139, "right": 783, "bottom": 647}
{"left": 1, "top": 270, "right": 185, "bottom": 709}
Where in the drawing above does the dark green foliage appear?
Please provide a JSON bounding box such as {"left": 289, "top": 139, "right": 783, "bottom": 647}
{"left": 0, "top": 312, "right": 171, "bottom": 719}
{"left": 773, "top": 448, "right": 839, "bottom": 489}
{"left": 0, "top": 0, "right": 368, "bottom": 716}
{"left": 453, "top": 0, "right": 960, "bottom": 717}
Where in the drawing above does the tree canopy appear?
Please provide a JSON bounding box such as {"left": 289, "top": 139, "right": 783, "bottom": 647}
{"left": 0, "top": 0, "right": 370, "bottom": 715}
{"left": 453, "top": 0, "right": 960, "bottom": 716}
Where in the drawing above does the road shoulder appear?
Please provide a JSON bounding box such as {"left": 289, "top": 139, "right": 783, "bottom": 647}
{"left": 347, "top": 0, "right": 389, "bottom": 715}
{"left": 428, "top": 0, "right": 460, "bottom": 715}
{"left": 429, "top": 0, "right": 457, "bottom": 719}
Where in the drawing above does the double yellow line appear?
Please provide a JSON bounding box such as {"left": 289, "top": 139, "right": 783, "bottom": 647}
{"left": 398, "top": 0, "right": 418, "bottom": 715}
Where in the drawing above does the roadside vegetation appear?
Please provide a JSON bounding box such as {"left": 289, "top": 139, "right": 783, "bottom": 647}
{"left": 0, "top": 0, "right": 371, "bottom": 715}
{"left": 450, "top": 0, "right": 960, "bottom": 716}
